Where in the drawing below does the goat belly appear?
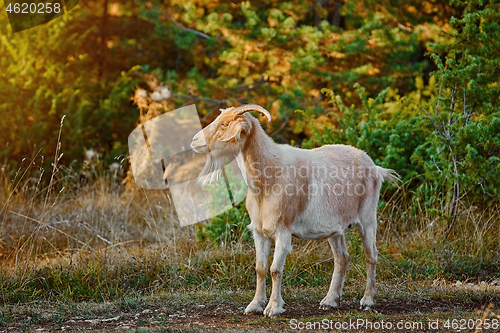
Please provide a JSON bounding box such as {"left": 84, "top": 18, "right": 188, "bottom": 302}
{"left": 290, "top": 215, "right": 343, "bottom": 241}
{"left": 290, "top": 223, "right": 339, "bottom": 240}
{"left": 290, "top": 189, "right": 347, "bottom": 240}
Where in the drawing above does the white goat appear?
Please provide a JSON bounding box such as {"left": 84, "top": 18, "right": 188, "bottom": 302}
{"left": 191, "top": 104, "right": 399, "bottom": 317}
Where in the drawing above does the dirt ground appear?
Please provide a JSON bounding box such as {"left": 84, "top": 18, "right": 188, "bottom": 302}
{"left": 1, "top": 287, "right": 499, "bottom": 333}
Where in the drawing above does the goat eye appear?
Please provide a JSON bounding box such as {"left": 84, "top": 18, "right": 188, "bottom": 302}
{"left": 221, "top": 123, "right": 228, "bottom": 128}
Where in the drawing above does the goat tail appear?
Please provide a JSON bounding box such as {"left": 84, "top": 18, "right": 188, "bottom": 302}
{"left": 376, "top": 166, "right": 401, "bottom": 187}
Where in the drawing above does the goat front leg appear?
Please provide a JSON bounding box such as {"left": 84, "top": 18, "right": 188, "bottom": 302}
{"left": 263, "top": 231, "right": 292, "bottom": 318}
{"left": 245, "top": 231, "right": 271, "bottom": 314}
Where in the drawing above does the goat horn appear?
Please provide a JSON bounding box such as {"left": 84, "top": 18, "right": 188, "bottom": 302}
{"left": 234, "top": 104, "right": 272, "bottom": 122}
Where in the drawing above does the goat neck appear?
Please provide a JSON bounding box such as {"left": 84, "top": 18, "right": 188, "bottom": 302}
{"left": 239, "top": 116, "right": 282, "bottom": 195}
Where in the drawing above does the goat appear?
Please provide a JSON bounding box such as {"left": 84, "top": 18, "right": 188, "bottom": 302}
{"left": 191, "top": 104, "right": 399, "bottom": 317}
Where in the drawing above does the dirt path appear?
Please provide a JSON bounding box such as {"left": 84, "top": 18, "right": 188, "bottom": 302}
{"left": 1, "top": 293, "right": 499, "bottom": 332}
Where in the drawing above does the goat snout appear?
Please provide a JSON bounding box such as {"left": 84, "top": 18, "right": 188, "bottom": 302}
{"left": 191, "top": 132, "right": 208, "bottom": 154}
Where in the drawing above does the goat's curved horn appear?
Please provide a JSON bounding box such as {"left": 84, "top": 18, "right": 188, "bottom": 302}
{"left": 234, "top": 104, "right": 272, "bottom": 122}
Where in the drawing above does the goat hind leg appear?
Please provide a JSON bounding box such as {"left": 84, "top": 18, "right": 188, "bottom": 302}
{"left": 357, "top": 221, "right": 378, "bottom": 310}
{"left": 320, "top": 233, "right": 350, "bottom": 309}
{"left": 245, "top": 231, "right": 271, "bottom": 314}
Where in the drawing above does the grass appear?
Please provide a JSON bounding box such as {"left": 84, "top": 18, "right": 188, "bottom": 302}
{"left": 1, "top": 236, "right": 497, "bottom": 305}
{"left": 0, "top": 144, "right": 499, "bottom": 330}
{"left": 0, "top": 283, "right": 498, "bottom": 331}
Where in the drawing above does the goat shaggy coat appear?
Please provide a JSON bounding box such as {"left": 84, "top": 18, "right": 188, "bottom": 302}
{"left": 191, "top": 104, "right": 399, "bottom": 317}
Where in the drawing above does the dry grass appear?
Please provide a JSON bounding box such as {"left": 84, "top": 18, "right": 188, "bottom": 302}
{"left": 0, "top": 141, "right": 498, "bottom": 311}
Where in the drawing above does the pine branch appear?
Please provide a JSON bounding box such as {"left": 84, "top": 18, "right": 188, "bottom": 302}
{"left": 163, "top": 13, "right": 212, "bottom": 39}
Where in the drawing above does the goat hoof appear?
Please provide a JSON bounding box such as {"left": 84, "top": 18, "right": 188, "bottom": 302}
{"left": 319, "top": 304, "right": 337, "bottom": 310}
{"left": 360, "top": 298, "right": 375, "bottom": 311}
{"left": 244, "top": 307, "right": 264, "bottom": 315}
{"left": 263, "top": 301, "right": 285, "bottom": 318}
{"left": 319, "top": 296, "right": 339, "bottom": 309}
{"left": 263, "top": 309, "right": 285, "bottom": 318}
{"left": 244, "top": 300, "right": 266, "bottom": 315}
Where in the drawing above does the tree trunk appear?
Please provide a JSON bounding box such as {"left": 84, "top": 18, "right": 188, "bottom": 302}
{"left": 331, "top": 0, "right": 343, "bottom": 28}
{"left": 99, "top": 0, "right": 109, "bottom": 78}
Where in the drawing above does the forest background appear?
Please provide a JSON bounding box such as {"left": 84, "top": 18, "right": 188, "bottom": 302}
{"left": 0, "top": 0, "right": 499, "bottom": 330}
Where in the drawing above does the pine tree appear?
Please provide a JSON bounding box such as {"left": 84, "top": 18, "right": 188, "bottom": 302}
{"left": 419, "top": 0, "right": 500, "bottom": 236}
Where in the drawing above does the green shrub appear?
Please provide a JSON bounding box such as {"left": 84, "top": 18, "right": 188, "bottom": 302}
{"left": 196, "top": 164, "right": 252, "bottom": 246}
{"left": 196, "top": 201, "right": 252, "bottom": 246}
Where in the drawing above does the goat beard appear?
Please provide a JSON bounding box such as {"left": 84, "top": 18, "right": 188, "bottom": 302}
{"left": 197, "top": 154, "right": 225, "bottom": 186}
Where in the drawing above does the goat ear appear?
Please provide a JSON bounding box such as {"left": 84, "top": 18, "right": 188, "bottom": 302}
{"left": 220, "top": 122, "right": 243, "bottom": 142}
